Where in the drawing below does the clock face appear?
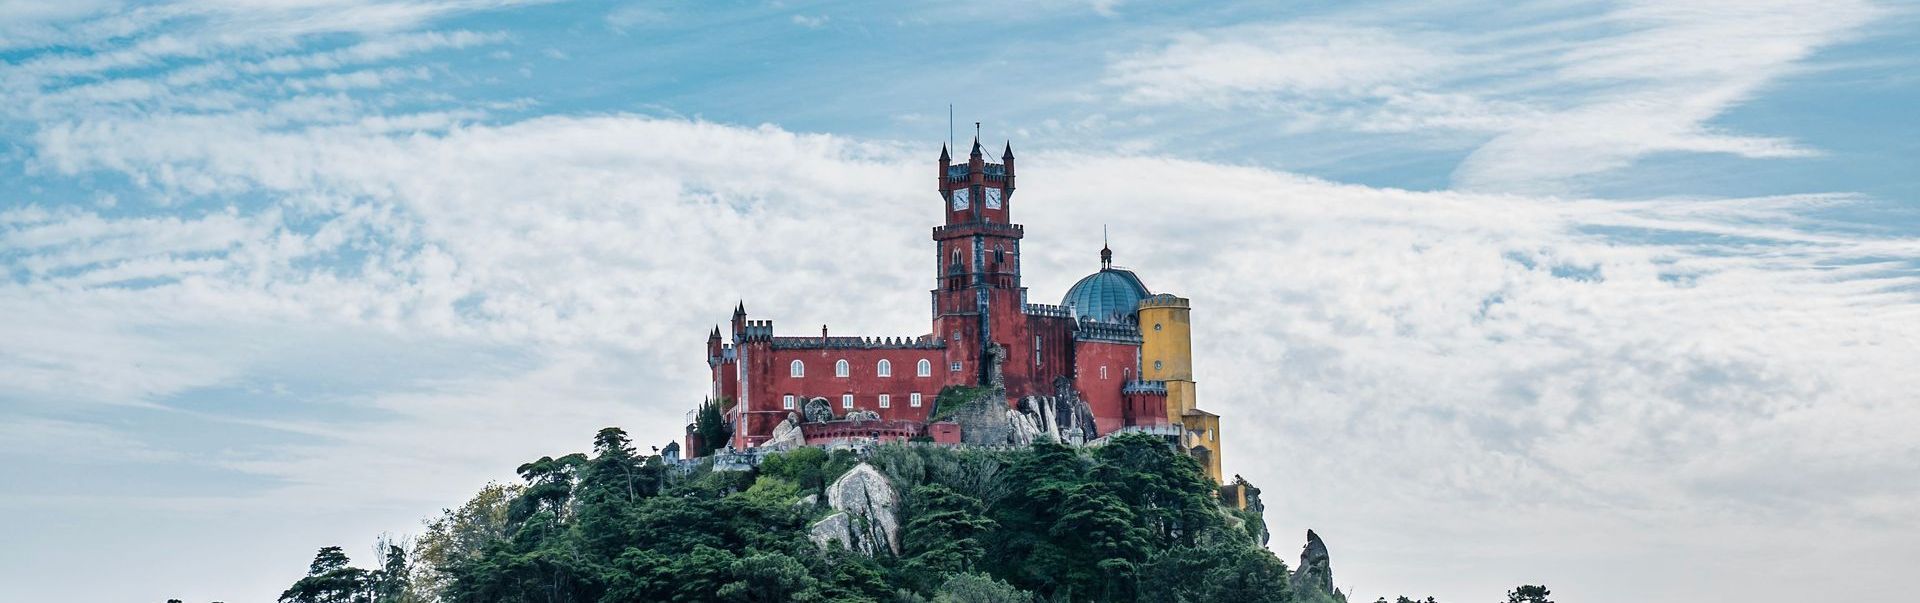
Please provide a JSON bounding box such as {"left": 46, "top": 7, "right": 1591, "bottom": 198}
{"left": 952, "top": 188, "right": 970, "bottom": 211}
{"left": 984, "top": 187, "right": 1003, "bottom": 209}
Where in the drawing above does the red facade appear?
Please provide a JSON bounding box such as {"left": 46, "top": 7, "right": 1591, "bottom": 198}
{"left": 688, "top": 138, "right": 1170, "bottom": 453}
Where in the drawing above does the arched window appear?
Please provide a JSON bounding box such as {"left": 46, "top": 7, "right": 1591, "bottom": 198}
{"left": 790, "top": 360, "right": 804, "bottom": 377}
{"left": 916, "top": 359, "right": 932, "bottom": 377}
{"left": 835, "top": 359, "right": 850, "bottom": 377}
{"left": 877, "top": 359, "right": 892, "bottom": 377}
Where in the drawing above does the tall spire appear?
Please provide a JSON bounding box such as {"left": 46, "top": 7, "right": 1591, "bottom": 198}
{"left": 970, "top": 122, "right": 983, "bottom": 158}
{"left": 940, "top": 144, "right": 949, "bottom": 163}
{"left": 1002, "top": 141, "right": 1013, "bottom": 160}
{"left": 1100, "top": 225, "right": 1113, "bottom": 269}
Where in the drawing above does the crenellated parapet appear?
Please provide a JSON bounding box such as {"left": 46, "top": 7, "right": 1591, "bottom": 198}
{"left": 1023, "top": 302, "right": 1073, "bottom": 319}
{"left": 1137, "top": 293, "right": 1189, "bottom": 310}
{"left": 1074, "top": 319, "right": 1143, "bottom": 344}
{"left": 770, "top": 336, "right": 946, "bottom": 350}
{"left": 739, "top": 320, "right": 776, "bottom": 341}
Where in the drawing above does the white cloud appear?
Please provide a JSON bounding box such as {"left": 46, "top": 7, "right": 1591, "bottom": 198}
{"left": 1108, "top": 23, "right": 1455, "bottom": 105}
{"left": 1105, "top": 0, "right": 1890, "bottom": 194}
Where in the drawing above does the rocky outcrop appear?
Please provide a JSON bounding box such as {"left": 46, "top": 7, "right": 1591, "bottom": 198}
{"left": 765, "top": 413, "right": 804, "bottom": 449}
{"left": 1293, "top": 529, "right": 1334, "bottom": 595}
{"left": 1018, "top": 392, "right": 1096, "bottom": 445}
{"left": 807, "top": 463, "right": 900, "bottom": 556}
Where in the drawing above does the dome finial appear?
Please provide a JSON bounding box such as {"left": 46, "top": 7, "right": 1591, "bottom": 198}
{"left": 1100, "top": 225, "right": 1112, "bottom": 269}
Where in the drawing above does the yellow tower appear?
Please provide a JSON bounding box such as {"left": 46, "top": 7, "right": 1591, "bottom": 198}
{"left": 1137, "top": 294, "right": 1222, "bottom": 482}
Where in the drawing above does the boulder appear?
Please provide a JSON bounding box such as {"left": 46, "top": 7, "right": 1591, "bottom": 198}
{"left": 766, "top": 413, "right": 805, "bottom": 449}
{"left": 807, "top": 462, "right": 900, "bottom": 556}
{"left": 803, "top": 397, "right": 835, "bottom": 423}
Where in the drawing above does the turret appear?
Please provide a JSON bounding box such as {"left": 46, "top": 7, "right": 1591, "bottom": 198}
{"left": 730, "top": 302, "right": 746, "bottom": 338}
{"left": 707, "top": 325, "right": 723, "bottom": 363}
{"left": 1002, "top": 141, "right": 1015, "bottom": 180}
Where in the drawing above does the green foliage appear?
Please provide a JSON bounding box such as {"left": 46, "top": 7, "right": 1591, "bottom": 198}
{"left": 1504, "top": 585, "right": 1553, "bottom": 603}
{"left": 931, "top": 573, "right": 1033, "bottom": 603}
{"left": 899, "top": 484, "right": 997, "bottom": 590}
{"left": 279, "top": 544, "right": 417, "bottom": 603}
{"left": 695, "top": 397, "right": 733, "bottom": 456}
{"left": 281, "top": 427, "right": 1313, "bottom": 603}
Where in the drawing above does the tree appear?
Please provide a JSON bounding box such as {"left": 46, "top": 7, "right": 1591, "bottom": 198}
{"left": 695, "top": 397, "right": 733, "bottom": 457}
{"left": 717, "top": 549, "right": 820, "bottom": 602}
{"left": 899, "top": 484, "right": 997, "bottom": 590}
{"left": 1505, "top": 585, "right": 1552, "bottom": 603}
{"left": 413, "top": 482, "right": 519, "bottom": 599}
{"left": 280, "top": 546, "right": 371, "bottom": 603}
{"left": 507, "top": 453, "right": 586, "bottom": 525}
{"left": 931, "top": 573, "right": 1032, "bottom": 603}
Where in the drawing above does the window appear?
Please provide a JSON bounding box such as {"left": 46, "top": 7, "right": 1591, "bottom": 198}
{"left": 877, "top": 359, "right": 892, "bottom": 377}
{"left": 916, "top": 359, "right": 932, "bottom": 377}
{"left": 950, "top": 361, "right": 963, "bottom": 373}
{"left": 1034, "top": 335, "right": 1042, "bottom": 366}
{"left": 1099, "top": 366, "right": 1109, "bottom": 380}
{"left": 835, "top": 359, "right": 850, "bottom": 377}
{"left": 1154, "top": 360, "right": 1163, "bottom": 371}
{"left": 841, "top": 394, "right": 854, "bottom": 409}
{"left": 1154, "top": 323, "right": 1163, "bottom": 331}
{"left": 879, "top": 394, "right": 890, "bottom": 408}
{"left": 782, "top": 395, "right": 795, "bottom": 410}
{"left": 790, "top": 360, "right": 804, "bottom": 377}
{"left": 910, "top": 392, "right": 922, "bottom": 407}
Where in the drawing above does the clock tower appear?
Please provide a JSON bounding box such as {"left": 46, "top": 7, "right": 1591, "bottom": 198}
{"left": 932, "top": 136, "right": 1023, "bottom": 386}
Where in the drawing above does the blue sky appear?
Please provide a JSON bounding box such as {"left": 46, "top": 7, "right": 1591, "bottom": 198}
{"left": 2, "top": 1, "right": 1917, "bottom": 602}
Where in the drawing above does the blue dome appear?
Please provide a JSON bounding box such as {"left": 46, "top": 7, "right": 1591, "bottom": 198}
{"left": 1063, "top": 266, "right": 1150, "bottom": 323}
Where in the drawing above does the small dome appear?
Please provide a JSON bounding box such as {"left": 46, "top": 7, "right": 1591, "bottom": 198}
{"left": 1063, "top": 267, "right": 1150, "bottom": 323}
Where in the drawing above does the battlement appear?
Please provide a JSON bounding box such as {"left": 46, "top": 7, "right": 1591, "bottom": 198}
{"left": 1123, "top": 380, "right": 1168, "bottom": 395}
{"left": 1023, "top": 303, "right": 1073, "bottom": 319}
{"left": 1137, "top": 293, "right": 1189, "bottom": 310}
{"left": 932, "top": 221, "right": 1023, "bottom": 239}
{"left": 769, "top": 335, "right": 945, "bottom": 350}
{"left": 738, "top": 320, "right": 775, "bottom": 341}
{"left": 945, "top": 162, "right": 1008, "bottom": 181}
{"left": 1075, "top": 319, "right": 1143, "bottom": 344}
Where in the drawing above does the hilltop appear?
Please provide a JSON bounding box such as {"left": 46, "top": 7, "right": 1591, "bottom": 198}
{"left": 266, "top": 428, "right": 1343, "bottom": 603}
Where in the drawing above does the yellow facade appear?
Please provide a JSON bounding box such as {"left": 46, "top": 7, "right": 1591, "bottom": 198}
{"left": 1137, "top": 294, "right": 1224, "bottom": 483}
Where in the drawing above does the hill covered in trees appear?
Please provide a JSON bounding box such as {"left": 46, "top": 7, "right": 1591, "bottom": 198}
{"left": 258, "top": 428, "right": 1551, "bottom": 603}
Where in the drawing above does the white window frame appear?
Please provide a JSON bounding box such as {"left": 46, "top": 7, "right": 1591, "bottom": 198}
{"left": 910, "top": 392, "right": 922, "bottom": 408}
{"left": 877, "top": 359, "right": 892, "bottom": 377}
{"left": 950, "top": 361, "right": 962, "bottom": 373}
{"left": 782, "top": 394, "right": 795, "bottom": 410}
{"left": 916, "top": 359, "right": 932, "bottom": 377}
{"left": 841, "top": 394, "right": 854, "bottom": 409}
{"left": 835, "top": 359, "right": 850, "bottom": 377}
{"left": 1100, "top": 366, "right": 1108, "bottom": 380}
{"left": 790, "top": 359, "right": 804, "bottom": 377}
{"left": 878, "top": 394, "right": 890, "bottom": 408}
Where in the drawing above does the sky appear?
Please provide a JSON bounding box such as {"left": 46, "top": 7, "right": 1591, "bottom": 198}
{"left": 1, "top": 0, "right": 1916, "bottom": 601}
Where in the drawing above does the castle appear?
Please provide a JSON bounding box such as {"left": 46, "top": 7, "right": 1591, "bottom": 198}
{"left": 685, "top": 135, "right": 1226, "bottom": 483}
